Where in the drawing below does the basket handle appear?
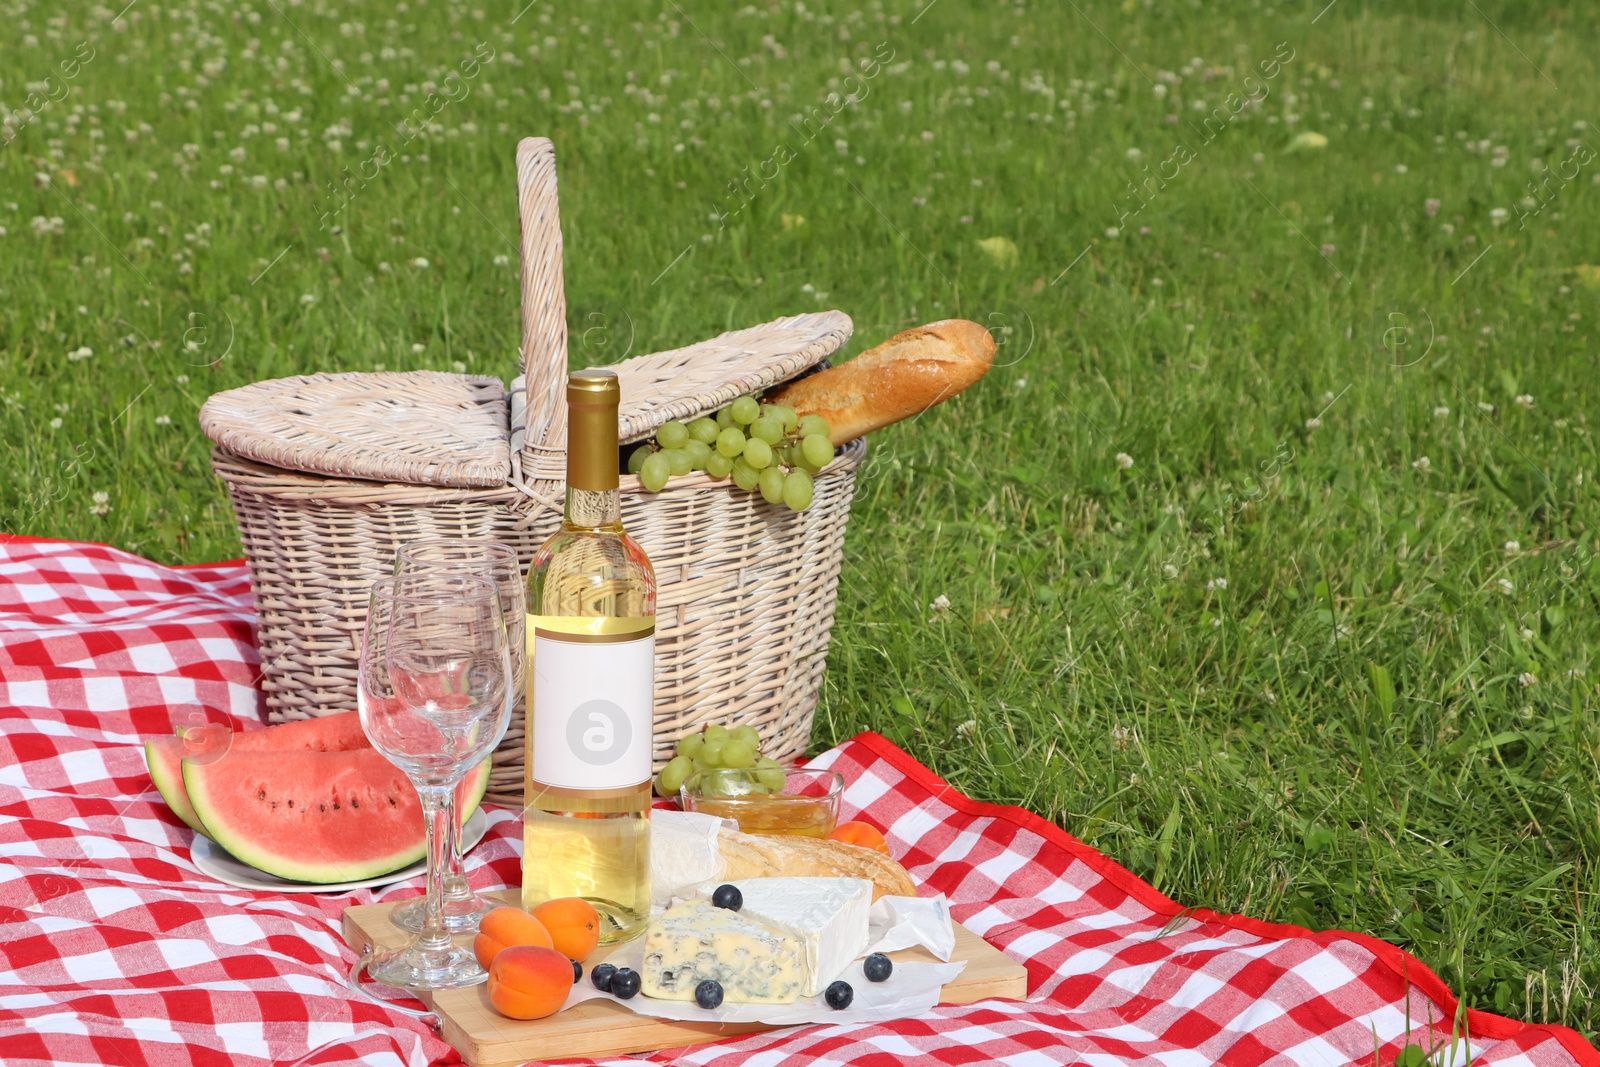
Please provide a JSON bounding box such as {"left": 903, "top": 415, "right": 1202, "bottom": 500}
{"left": 516, "top": 136, "right": 568, "bottom": 459}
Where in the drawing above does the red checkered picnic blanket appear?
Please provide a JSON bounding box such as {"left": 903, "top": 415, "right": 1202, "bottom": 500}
{"left": 1, "top": 534, "right": 1595, "bottom": 1067}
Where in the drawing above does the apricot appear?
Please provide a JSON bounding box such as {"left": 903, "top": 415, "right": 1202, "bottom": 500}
{"left": 531, "top": 897, "right": 601, "bottom": 962}
{"left": 829, "top": 820, "right": 890, "bottom": 855}
{"left": 487, "top": 945, "right": 574, "bottom": 1021}
{"left": 473, "top": 906, "right": 553, "bottom": 971}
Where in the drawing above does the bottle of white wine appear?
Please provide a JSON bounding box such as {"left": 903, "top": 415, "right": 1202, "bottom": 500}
{"left": 523, "top": 369, "right": 657, "bottom": 944}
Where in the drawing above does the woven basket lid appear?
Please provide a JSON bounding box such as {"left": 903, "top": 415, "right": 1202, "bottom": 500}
{"left": 198, "top": 371, "right": 511, "bottom": 489}
{"left": 506, "top": 310, "right": 851, "bottom": 485}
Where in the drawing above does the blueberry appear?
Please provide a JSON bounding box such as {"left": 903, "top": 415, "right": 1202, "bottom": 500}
{"left": 694, "top": 979, "right": 725, "bottom": 1009}
{"left": 610, "top": 967, "right": 641, "bottom": 1000}
{"left": 824, "top": 980, "right": 854, "bottom": 1009}
{"left": 591, "top": 962, "right": 617, "bottom": 992}
{"left": 572, "top": 959, "right": 583, "bottom": 984}
{"left": 711, "top": 884, "right": 742, "bottom": 911}
{"left": 863, "top": 953, "right": 893, "bottom": 983}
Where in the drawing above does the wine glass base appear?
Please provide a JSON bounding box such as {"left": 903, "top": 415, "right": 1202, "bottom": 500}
{"left": 362, "top": 941, "right": 487, "bottom": 993}
{"left": 349, "top": 953, "right": 436, "bottom": 1023}
{"left": 390, "top": 890, "right": 497, "bottom": 933}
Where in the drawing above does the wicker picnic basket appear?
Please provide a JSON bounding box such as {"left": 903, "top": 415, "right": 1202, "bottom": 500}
{"left": 199, "top": 138, "right": 865, "bottom": 806}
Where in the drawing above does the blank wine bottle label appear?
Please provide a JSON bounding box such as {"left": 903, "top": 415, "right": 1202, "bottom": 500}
{"left": 528, "top": 615, "right": 655, "bottom": 791}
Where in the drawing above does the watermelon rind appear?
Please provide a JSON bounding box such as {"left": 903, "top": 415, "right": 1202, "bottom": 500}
{"left": 459, "top": 757, "right": 491, "bottom": 822}
{"left": 184, "top": 751, "right": 492, "bottom": 884}
{"left": 146, "top": 736, "right": 208, "bottom": 836}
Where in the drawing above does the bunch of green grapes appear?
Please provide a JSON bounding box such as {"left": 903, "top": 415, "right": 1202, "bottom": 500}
{"left": 655, "top": 723, "right": 790, "bottom": 797}
{"left": 627, "top": 395, "right": 835, "bottom": 512}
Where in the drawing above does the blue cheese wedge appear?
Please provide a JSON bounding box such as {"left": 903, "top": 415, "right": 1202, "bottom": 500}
{"left": 640, "top": 900, "right": 806, "bottom": 1004}
{"left": 700, "top": 877, "right": 872, "bottom": 997}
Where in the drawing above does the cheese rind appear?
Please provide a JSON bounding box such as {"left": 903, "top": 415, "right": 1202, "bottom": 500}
{"left": 700, "top": 877, "right": 872, "bottom": 996}
{"left": 650, "top": 810, "right": 728, "bottom": 907}
{"left": 640, "top": 901, "right": 806, "bottom": 1004}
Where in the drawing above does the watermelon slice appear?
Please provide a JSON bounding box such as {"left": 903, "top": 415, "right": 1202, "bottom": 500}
{"left": 145, "top": 712, "right": 370, "bottom": 837}
{"left": 183, "top": 747, "right": 492, "bottom": 883}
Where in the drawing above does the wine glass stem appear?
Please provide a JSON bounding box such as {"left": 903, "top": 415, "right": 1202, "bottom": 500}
{"left": 441, "top": 779, "right": 465, "bottom": 891}
{"left": 418, "top": 784, "right": 455, "bottom": 951}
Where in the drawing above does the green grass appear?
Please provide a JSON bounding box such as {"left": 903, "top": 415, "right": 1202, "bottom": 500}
{"left": 5, "top": 0, "right": 1600, "bottom": 1035}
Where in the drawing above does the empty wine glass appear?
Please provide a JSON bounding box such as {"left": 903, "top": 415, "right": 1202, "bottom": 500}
{"left": 353, "top": 573, "right": 511, "bottom": 993}
{"left": 390, "top": 539, "right": 525, "bottom": 934}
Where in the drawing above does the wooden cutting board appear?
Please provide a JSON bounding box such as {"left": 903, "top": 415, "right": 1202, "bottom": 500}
{"left": 342, "top": 891, "right": 1027, "bottom": 1067}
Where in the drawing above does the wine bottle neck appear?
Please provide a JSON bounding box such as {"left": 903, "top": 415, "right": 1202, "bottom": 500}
{"left": 563, "top": 368, "right": 622, "bottom": 529}
{"left": 564, "top": 486, "right": 621, "bottom": 530}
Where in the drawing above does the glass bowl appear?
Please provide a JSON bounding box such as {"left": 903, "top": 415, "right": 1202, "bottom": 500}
{"left": 679, "top": 767, "right": 844, "bottom": 838}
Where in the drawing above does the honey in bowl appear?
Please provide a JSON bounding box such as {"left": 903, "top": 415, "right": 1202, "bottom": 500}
{"left": 679, "top": 768, "right": 843, "bottom": 838}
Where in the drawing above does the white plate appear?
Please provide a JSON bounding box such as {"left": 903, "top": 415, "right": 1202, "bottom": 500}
{"left": 191, "top": 808, "right": 490, "bottom": 894}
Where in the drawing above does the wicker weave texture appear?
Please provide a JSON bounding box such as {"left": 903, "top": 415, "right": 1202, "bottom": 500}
{"left": 213, "top": 440, "right": 864, "bottom": 806}
{"left": 199, "top": 372, "right": 511, "bottom": 489}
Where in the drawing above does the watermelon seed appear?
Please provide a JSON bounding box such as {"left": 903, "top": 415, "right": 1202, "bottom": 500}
{"left": 388, "top": 797, "right": 397, "bottom": 807}
{"left": 319, "top": 804, "right": 326, "bottom": 813}
{"left": 332, "top": 801, "right": 340, "bottom": 810}
{"left": 351, "top": 798, "right": 360, "bottom": 809}
{"left": 287, "top": 799, "right": 294, "bottom": 808}
{"left": 257, "top": 789, "right": 266, "bottom": 801}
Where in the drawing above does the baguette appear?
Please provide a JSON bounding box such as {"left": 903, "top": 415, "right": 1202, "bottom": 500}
{"left": 765, "top": 319, "right": 995, "bottom": 446}
{"left": 719, "top": 831, "right": 919, "bottom": 901}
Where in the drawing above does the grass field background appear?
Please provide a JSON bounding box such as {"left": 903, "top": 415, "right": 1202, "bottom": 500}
{"left": 4, "top": 0, "right": 1600, "bottom": 1035}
